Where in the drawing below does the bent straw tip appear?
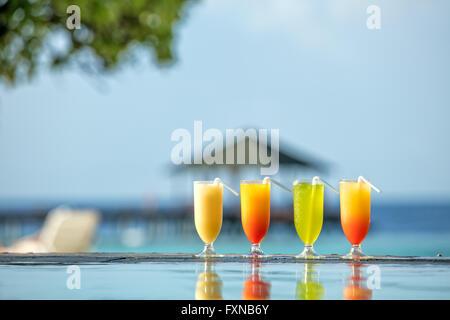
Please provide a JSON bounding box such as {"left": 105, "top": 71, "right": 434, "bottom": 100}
{"left": 312, "top": 176, "right": 320, "bottom": 185}
{"left": 358, "top": 176, "right": 382, "bottom": 193}
{"left": 313, "top": 176, "right": 339, "bottom": 194}
{"left": 264, "top": 177, "right": 292, "bottom": 192}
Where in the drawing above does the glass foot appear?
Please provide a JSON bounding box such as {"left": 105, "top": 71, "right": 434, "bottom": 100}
{"left": 296, "top": 245, "right": 322, "bottom": 259}
{"left": 343, "top": 245, "right": 371, "bottom": 259}
{"left": 196, "top": 243, "right": 222, "bottom": 258}
{"left": 244, "top": 243, "right": 270, "bottom": 258}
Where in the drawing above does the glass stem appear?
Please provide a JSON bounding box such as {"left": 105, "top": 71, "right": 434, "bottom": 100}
{"left": 345, "top": 244, "right": 367, "bottom": 258}
{"left": 298, "top": 244, "right": 320, "bottom": 259}
{"left": 197, "top": 242, "right": 216, "bottom": 257}
{"left": 249, "top": 243, "right": 264, "bottom": 256}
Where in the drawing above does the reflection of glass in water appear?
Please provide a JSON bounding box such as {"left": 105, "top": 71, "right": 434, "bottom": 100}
{"left": 296, "top": 263, "right": 325, "bottom": 300}
{"left": 343, "top": 264, "right": 373, "bottom": 300}
{"left": 195, "top": 262, "right": 223, "bottom": 300}
{"left": 242, "top": 262, "right": 271, "bottom": 300}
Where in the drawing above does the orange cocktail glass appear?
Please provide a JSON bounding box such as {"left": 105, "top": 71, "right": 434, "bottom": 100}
{"left": 240, "top": 180, "right": 270, "bottom": 257}
{"left": 340, "top": 179, "right": 371, "bottom": 258}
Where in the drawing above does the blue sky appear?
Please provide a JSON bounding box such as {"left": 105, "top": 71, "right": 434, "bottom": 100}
{"left": 0, "top": 0, "right": 449, "bottom": 204}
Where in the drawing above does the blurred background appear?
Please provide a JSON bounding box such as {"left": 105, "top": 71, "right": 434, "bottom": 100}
{"left": 0, "top": 0, "right": 449, "bottom": 256}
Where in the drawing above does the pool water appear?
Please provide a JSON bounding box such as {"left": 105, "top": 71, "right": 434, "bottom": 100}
{"left": 92, "top": 204, "right": 450, "bottom": 257}
{"left": 94, "top": 228, "right": 450, "bottom": 257}
{"left": 1, "top": 261, "right": 449, "bottom": 299}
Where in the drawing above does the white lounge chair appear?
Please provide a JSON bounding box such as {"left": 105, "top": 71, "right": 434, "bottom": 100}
{"left": 7, "top": 207, "right": 100, "bottom": 253}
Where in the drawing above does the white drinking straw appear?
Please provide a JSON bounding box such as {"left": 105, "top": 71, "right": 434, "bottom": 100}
{"left": 214, "top": 178, "right": 239, "bottom": 196}
{"left": 313, "top": 176, "right": 339, "bottom": 194}
{"left": 357, "top": 176, "right": 382, "bottom": 193}
{"left": 263, "top": 177, "right": 292, "bottom": 192}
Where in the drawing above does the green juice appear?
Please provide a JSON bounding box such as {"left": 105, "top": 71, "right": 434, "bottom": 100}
{"left": 293, "top": 182, "right": 324, "bottom": 245}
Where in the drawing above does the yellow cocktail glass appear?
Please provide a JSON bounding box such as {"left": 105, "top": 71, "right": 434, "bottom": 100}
{"left": 194, "top": 181, "right": 223, "bottom": 257}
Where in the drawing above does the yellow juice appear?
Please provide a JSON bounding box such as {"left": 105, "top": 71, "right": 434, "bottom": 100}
{"left": 194, "top": 183, "right": 223, "bottom": 244}
{"left": 293, "top": 182, "right": 324, "bottom": 245}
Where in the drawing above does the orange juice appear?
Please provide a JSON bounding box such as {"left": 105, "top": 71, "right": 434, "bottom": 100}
{"left": 240, "top": 182, "right": 270, "bottom": 244}
{"left": 340, "top": 180, "right": 371, "bottom": 245}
